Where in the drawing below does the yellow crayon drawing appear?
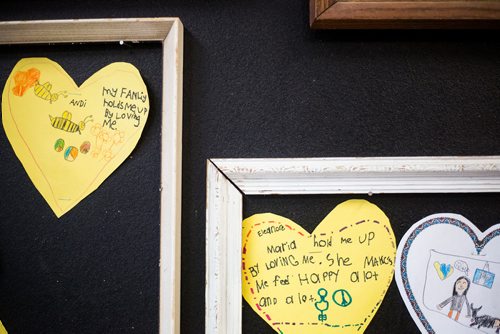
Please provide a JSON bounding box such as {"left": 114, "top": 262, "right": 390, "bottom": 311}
{"left": 49, "top": 111, "right": 93, "bottom": 134}
{"left": 34, "top": 81, "right": 67, "bottom": 103}
{"left": 91, "top": 123, "right": 125, "bottom": 161}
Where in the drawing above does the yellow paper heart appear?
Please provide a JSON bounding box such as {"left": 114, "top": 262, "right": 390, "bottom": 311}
{"left": 2, "top": 58, "right": 149, "bottom": 217}
{"left": 242, "top": 199, "right": 396, "bottom": 334}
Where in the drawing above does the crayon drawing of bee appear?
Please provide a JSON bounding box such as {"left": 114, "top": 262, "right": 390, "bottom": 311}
{"left": 49, "top": 111, "right": 93, "bottom": 134}
{"left": 34, "top": 81, "right": 67, "bottom": 103}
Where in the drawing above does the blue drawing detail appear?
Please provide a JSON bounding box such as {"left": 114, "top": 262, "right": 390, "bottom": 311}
{"left": 441, "top": 264, "right": 452, "bottom": 278}
{"left": 315, "top": 288, "right": 329, "bottom": 322}
{"left": 434, "top": 262, "right": 454, "bottom": 280}
{"left": 332, "top": 289, "right": 353, "bottom": 307}
{"left": 473, "top": 265, "right": 495, "bottom": 289}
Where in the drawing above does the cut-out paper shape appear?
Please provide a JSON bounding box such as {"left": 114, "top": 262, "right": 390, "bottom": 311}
{"left": 242, "top": 199, "right": 396, "bottom": 334}
{"left": 434, "top": 261, "right": 454, "bottom": 280}
{"left": 2, "top": 58, "right": 149, "bottom": 217}
{"left": 395, "top": 214, "right": 500, "bottom": 333}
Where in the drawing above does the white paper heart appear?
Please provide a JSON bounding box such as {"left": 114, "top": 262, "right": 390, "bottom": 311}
{"left": 395, "top": 214, "right": 500, "bottom": 334}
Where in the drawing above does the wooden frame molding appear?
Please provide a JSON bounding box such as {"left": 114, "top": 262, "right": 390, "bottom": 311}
{"left": 206, "top": 156, "right": 500, "bottom": 334}
{"left": 0, "top": 18, "right": 184, "bottom": 334}
{"left": 310, "top": 0, "right": 500, "bottom": 29}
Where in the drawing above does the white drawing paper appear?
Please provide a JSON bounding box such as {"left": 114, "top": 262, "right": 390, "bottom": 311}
{"left": 395, "top": 214, "right": 500, "bottom": 334}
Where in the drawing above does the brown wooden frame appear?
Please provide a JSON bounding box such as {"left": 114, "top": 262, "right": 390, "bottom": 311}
{"left": 310, "top": 0, "right": 500, "bottom": 29}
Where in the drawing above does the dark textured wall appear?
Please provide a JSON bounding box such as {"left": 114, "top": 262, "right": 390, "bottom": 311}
{"left": 0, "top": 1, "right": 499, "bottom": 333}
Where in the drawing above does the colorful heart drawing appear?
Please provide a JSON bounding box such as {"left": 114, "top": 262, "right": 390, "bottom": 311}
{"left": 2, "top": 58, "right": 149, "bottom": 217}
{"left": 242, "top": 199, "right": 396, "bottom": 334}
{"left": 395, "top": 214, "right": 500, "bottom": 334}
{"left": 434, "top": 262, "right": 454, "bottom": 280}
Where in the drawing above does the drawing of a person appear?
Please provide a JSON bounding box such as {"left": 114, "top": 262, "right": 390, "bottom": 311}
{"left": 437, "top": 276, "right": 471, "bottom": 321}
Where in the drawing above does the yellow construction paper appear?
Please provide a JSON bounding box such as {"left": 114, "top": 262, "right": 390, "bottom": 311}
{"left": 242, "top": 199, "right": 396, "bottom": 334}
{"left": 0, "top": 320, "right": 6, "bottom": 334}
{"left": 2, "top": 58, "right": 149, "bottom": 217}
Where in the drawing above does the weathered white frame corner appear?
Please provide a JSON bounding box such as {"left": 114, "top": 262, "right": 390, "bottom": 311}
{"left": 206, "top": 156, "right": 500, "bottom": 334}
{"left": 0, "top": 18, "right": 183, "bottom": 334}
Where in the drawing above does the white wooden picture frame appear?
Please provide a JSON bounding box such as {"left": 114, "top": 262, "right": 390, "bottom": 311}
{"left": 206, "top": 156, "right": 500, "bottom": 334}
{"left": 0, "top": 18, "right": 183, "bottom": 334}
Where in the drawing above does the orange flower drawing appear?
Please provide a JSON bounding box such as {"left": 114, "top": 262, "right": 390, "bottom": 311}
{"left": 12, "top": 68, "right": 40, "bottom": 96}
